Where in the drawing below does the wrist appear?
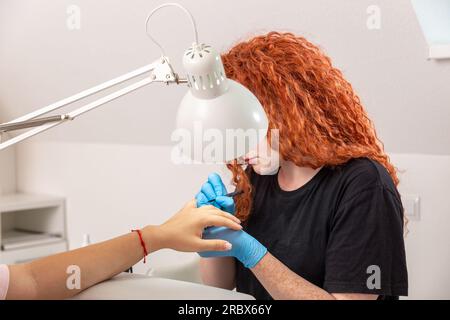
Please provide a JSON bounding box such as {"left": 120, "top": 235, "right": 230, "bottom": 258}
{"left": 142, "top": 225, "right": 165, "bottom": 253}
{"left": 239, "top": 233, "right": 268, "bottom": 269}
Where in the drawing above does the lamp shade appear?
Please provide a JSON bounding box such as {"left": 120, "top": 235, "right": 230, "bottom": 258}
{"left": 176, "top": 43, "right": 268, "bottom": 163}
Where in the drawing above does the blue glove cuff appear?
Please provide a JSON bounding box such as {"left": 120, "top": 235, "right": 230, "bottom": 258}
{"left": 236, "top": 233, "right": 267, "bottom": 269}
{"left": 198, "top": 227, "right": 267, "bottom": 269}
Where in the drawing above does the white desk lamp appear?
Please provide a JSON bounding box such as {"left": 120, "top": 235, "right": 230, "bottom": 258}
{"left": 0, "top": 3, "right": 268, "bottom": 162}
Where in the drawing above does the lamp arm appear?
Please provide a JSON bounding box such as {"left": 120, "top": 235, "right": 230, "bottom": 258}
{"left": 0, "top": 56, "right": 187, "bottom": 151}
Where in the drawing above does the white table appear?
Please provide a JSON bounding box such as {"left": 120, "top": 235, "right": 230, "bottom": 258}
{"left": 72, "top": 273, "right": 255, "bottom": 300}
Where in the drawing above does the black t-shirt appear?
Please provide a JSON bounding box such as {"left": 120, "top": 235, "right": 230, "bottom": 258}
{"left": 236, "top": 158, "right": 408, "bottom": 300}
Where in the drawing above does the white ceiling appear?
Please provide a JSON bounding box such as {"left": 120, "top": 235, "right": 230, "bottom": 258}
{"left": 0, "top": 0, "right": 449, "bottom": 154}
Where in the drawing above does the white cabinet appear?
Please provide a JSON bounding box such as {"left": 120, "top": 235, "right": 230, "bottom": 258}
{"left": 0, "top": 193, "right": 68, "bottom": 264}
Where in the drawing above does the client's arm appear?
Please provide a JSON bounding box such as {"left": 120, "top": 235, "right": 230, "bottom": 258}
{"left": 200, "top": 257, "right": 236, "bottom": 290}
{"left": 6, "top": 200, "right": 241, "bottom": 300}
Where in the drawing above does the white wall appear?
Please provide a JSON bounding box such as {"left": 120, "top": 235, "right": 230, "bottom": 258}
{"left": 0, "top": 94, "right": 16, "bottom": 194}
{"left": 391, "top": 154, "right": 450, "bottom": 299}
{"left": 0, "top": 134, "right": 16, "bottom": 195}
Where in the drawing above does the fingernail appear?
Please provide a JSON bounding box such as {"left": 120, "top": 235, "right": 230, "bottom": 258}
{"left": 224, "top": 242, "right": 232, "bottom": 250}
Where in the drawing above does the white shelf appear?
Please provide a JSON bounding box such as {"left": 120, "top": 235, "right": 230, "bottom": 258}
{"left": 0, "top": 242, "right": 67, "bottom": 264}
{"left": 0, "top": 193, "right": 64, "bottom": 212}
{"left": 0, "top": 193, "right": 68, "bottom": 264}
{"left": 429, "top": 44, "right": 450, "bottom": 60}
{"left": 1, "top": 230, "right": 63, "bottom": 251}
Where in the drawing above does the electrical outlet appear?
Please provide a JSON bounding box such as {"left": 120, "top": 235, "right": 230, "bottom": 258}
{"left": 402, "top": 194, "right": 421, "bottom": 221}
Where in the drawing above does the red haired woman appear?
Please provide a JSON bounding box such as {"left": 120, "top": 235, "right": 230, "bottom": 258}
{"left": 195, "top": 32, "right": 408, "bottom": 300}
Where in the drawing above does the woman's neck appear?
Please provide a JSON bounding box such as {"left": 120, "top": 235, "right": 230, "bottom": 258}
{"left": 277, "top": 161, "right": 322, "bottom": 191}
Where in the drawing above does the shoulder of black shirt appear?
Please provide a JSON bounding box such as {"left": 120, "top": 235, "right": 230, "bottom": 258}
{"left": 332, "top": 158, "right": 398, "bottom": 192}
{"left": 248, "top": 157, "right": 396, "bottom": 190}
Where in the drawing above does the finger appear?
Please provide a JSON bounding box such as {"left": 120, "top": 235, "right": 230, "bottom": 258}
{"left": 201, "top": 182, "right": 216, "bottom": 201}
{"left": 195, "top": 192, "right": 209, "bottom": 207}
{"left": 197, "top": 205, "right": 218, "bottom": 216}
{"left": 197, "top": 239, "right": 232, "bottom": 252}
{"left": 199, "top": 205, "right": 217, "bottom": 212}
{"left": 215, "top": 196, "right": 235, "bottom": 214}
{"left": 201, "top": 204, "right": 230, "bottom": 214}
{"left": 213, "top": 210, "right": 240, "bottom": 224}
{"left": 208, "top": 173, "right": 227, "bottom": 196}
{"left": 204, "top": 216, "right": 243, "bottom": 231}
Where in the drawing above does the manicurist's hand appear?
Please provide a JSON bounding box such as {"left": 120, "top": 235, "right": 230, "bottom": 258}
{"left": 200, "top": 227, "right": 268, "bottom": 268}
{"left": 152, "top": 200, "right": 242, "bottom": 252}
{"left": 196, "top": 173, "right": 235, "bottom": 214}
{"left": 195, "top": 173, "right": 267, "bottom": 269}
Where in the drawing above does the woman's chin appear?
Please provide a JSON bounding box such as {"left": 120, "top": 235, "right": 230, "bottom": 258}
{"left": 252, "top": 165, "right": 279, "bottom": 176}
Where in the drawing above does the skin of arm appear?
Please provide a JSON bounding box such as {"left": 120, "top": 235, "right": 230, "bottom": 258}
{"left": 251, "top": 253, "right": 377, "bottom": 300}
{"left": 200, "top": 253, "right": 376, "bottom": 300}
{"left": 200, "top": 257, "right": 236, "bottom": 290}
{"left": 6, "top": 200, "right": 242, "bottom": 300}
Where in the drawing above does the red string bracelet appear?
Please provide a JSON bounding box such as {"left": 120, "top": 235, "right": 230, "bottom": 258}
{"left": 131, "top": 229, "right": 148, "bottom": 263}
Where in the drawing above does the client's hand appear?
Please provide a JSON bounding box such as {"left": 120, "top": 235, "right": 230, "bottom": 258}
{"left": 195, "top": 173, "right": 267, "bottom": 268}
{"left": 200, "top": 227, "right": 267, "bottom": 269}
{"left": 155, "top": 200, "right": 242, "bottom": 252}
{"left": 195, "top": 173, "right": 235, "bottom": 214}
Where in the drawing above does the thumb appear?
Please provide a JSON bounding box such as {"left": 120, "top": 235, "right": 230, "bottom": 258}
{"left": 198, "top": 239, "right": 232, "bottom": 252}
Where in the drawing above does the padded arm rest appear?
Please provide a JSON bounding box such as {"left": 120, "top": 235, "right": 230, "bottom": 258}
{"left": 71, "top": 273, "right": 255, "bottom": 300}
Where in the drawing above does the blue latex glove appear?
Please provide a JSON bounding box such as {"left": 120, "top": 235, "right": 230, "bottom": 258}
{"left": 199, "top": 226, "right": 268, "bottom": 268}
{"left": 195, "top": 173, "right": 235, "bottom": 214}
{"left": 195, "top": 173, "right": 267, "bottom": 268}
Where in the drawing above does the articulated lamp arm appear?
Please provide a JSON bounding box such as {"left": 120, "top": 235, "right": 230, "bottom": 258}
{"left": 0, "top": 56, "right": 187, "bottom": 151}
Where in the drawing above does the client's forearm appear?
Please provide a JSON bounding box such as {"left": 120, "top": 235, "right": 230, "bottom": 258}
{"left": 7, "top": 226, "right": 162, "bottom": 300}
{"left": 200, "top": 257, "right": 236, "bottom": 290}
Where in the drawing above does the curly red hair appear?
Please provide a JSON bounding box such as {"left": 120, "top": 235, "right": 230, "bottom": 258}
{"left": 222, "top": 32, "right": 398, "bottom": 222}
